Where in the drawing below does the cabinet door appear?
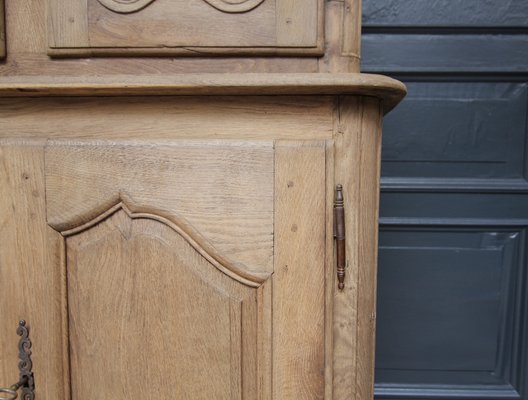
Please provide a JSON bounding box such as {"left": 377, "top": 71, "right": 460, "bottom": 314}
{"left": 0, "top": 139, "right": 326, "bottom": 400}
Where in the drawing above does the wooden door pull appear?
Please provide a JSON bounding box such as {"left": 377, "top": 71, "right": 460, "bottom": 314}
{"left": 334, "top": 184, "right": 346, "bottom": 290}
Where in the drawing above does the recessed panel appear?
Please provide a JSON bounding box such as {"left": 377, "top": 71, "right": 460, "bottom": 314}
{"left": 47, "top": 0, "right": 323, "bottom": 56}
{"left": 376, "top": 228, "right": 522, "bottom": 388}
{"left": 363, "top": 0, "right": 528, "bottom": 28}
{"left": 66, "top": 208, "right": 267, "bottom": 399}
{"left": 381, "top": 83, "right": 528, "bottom": 183}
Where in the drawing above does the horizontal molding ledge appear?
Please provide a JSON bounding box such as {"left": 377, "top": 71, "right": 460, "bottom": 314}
{"left": 379, "top": 217, "right": 528, "bottom": 227}
{"left": 381, "top": 178, "right": 528, "bottom": 193}
{"left": 0, "top": 73, "right": 406, "bottom": 114}
{"left": 375, "top": 385, "right": 521, "bottom": 400}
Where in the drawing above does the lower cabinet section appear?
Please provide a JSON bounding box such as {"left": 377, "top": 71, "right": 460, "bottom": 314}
{"left": 0, "top": 95, "right": 386, "bottom": 400}
{"left": 0, "top": 139, "right": 327, "bottom": 399}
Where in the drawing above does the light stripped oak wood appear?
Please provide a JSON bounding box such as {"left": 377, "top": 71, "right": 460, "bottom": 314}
{"left": 332, "top": 97, "right": 361, "bottom": 400}
{"left": 0, "top": 53, "right": 319, "bottom": 75}
{"left": 64, "top": 205, "right": 271, "bottom": 400}
{"left": 86, "top": 0, "right": 276, "bottom": 48}
{"left": 45, "top": 140, "right": 274, "bottom": 281}
{"left": 0, "top": 140, "right": 66, "bottom": 400}
{"left": 342, "top": 0, "right": 362, "bottom": 61}
{"left": 319, "top": 0, "right": 361, "bottom": 73}
{"left": 324, "top": 139, "right": 336, "bottom": 400}
{"left": 47, "top": 0, "right": 323, "bottom": 56}
{"left": 47, "top": 0, "right": 89, "bottom": 48}
{"left": 0, "top": 74, "right": 407, "bottom": 114}
{"left": 276, "top": 0, "right": 320, "bottom": 47}
{"left": 0, "top": 0, "right": 369, "bottom": 75}
{"left": 273, "top": 141, "right": 326, "bottom": 399}
{"left": 0, "top": 0, "right": 5, "bottom": 59}
{"left": 354, "top": 97, "right": 383, "bottom": 400}
{"left": 0, "top": 96, "right": 335, "bottom": 140}
{"left": 332, "top": 96, "right": 384, "bottom": 400}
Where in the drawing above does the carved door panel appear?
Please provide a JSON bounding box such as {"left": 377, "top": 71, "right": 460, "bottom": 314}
{"left": 38, "top": 139, "right": 327, "bottom": 399}
{"left": 47, "top": 0, "right": 323, "bottom": 57}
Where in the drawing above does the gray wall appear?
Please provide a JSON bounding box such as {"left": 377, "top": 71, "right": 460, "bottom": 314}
{"left": 361, "top": 1, "right": 528, "bottom": 399}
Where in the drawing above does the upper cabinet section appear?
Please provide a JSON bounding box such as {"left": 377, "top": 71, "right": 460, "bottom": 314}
{"left": 47, "top": 0, "right": 324, "bottom": 57}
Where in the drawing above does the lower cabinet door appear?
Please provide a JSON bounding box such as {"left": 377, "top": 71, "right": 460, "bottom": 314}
{"left": 0, "top": 138, "right": 329, "bottom": 400}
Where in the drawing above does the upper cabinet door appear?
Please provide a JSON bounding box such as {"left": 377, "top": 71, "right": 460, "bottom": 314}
{"left": 47, "top": 0, "right": 323, "bottom": 57}
{"left": 41, "top": 139, "right": 328, "bottom": 399}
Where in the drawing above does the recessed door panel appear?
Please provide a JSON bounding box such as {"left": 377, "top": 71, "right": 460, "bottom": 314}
{"left": 66, "top": 207, "right": 256, "bottom": 399}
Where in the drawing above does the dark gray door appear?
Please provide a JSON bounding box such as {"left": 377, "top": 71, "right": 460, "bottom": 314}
{"left": 362, "top": 1, "right": 528, "bottom": 399}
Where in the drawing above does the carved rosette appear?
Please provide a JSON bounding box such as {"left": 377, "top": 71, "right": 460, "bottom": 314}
{"left": 97, "top": 0, "right": 266, "bottom": 14}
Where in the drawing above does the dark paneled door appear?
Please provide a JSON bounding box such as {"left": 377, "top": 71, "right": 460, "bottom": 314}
{"left": 362, "top": 1, "right": 528, "bottom": 399}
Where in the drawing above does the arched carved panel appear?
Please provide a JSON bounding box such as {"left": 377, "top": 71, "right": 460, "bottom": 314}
{"left": 64, "top": 206, "right": 272, "bottom": 400}
{"left": 45, "top": 139, "right": 274, "bottom": 281}
{"left": 97, "top": 0, "right": 157, "bottom": 13}
{"left": 48, "top": 0, "right": 322, "bottom": 56}
{"left": 97, "top": 0, "right": 266, "bottom": 14}
{"left": 203, "top": 0, "right": 266, "bottom": 13}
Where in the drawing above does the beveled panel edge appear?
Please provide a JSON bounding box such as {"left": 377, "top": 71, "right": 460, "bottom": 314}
{"left": 0, "top": 73, "right": 407, "bottom": 114}
{"left": 47, "top": 45, "right": 325, "bottom": 58}
{"left": 55, "top": 200, "right": 270, "bottom": 288}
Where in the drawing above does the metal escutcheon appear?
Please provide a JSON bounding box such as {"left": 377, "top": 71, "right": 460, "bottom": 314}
{"left": 0, "top": 321, "right": 35, "bottom": 400}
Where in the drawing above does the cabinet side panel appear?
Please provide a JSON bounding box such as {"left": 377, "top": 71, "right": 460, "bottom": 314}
{"left": 0, "top": 140, "right": 66, "bottom": 400}
{"left": 332, "top": 97, "right": 383, "bottom": 400}
{"left": 273, "top": 140, "right": 326, "bottom": 399}
{"left": 354, "top": 98, "right": 383, "bottom": 400}
{"left": 332, "top": 97, "right": 361, "bottom": 400}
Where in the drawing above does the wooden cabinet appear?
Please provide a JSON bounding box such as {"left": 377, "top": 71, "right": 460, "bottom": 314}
{"left": 0, "top": 1, "right": 405, "bottom": 399}
{"left": 45, "top": 139, "right": 327, "bottom": 399}
{"left": 48, "top": 0, "right": 323, "bottom": 56}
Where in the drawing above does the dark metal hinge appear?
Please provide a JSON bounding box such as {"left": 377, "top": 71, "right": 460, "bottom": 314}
{"left": 334, "top": 184, "right": 346, "bottom": 290}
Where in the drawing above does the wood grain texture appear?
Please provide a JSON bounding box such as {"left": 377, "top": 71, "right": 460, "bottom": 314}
{"left": 0, "top": 140, "right": 66, "bottom": 400}
{"left": 324, "top": 139, "right": 336, "bottom": 400}
{"left": 276, "top": 0, "right": 320, "bottom": 47}
{"left": 318, "top": 0, "right": 361, "bottom": 73}
{"left": 45, "top": 140, "right": 274, "bottom": 282}
{"left": 86, "top": 0, "right": 276, "bottom": 48}
{"left": 354, "top": 97, "right": 383, "bottom": 400}
{"left": 203, "top": 0, "right": 267, "bottom": 13}
{"left": 0, "top": 54, "right": 319, "bottom": 75}
{"left": 0, "top": 0, "right": 5, "bottom": 59}
{"left": 47, "top": 0, "right": 89, "bottom": 48}
{"left": 47, "top": 0, "right": 323, "bottom": 56}
{"left": 65, "top": 206, "right": 269, "bottom": 399}
{"left": 332, "top": 97, "right": 361, "bottom": 400}
{"left": 96, "top": 0, "right": 267, "bottom": 14}
{"left": 342, "top": 0, "right": 362, "bottom": 60}
{"left": 273, "top": 141, "right": 327, "bottom": 399}
{"left": 2, "top": 0, "right": 318, "bottom": 74}
{"left": 96, "top": 0, "right": 157, "bottom": 13}
{"left": 332, "top": 97, "right": 383, "bottom": 400}
{"left": 0, "top": 74, "right": 407, "bottom": 114}
{"left": 0, "top": 96, "right": 335, "bottom": 140}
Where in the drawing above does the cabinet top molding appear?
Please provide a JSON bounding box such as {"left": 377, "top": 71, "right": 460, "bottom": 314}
{"left": 98, "top": 0, "right": 266, "bottom": 13}
{"left": 0, "top": 73, "right": 406, "bottom": 113}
